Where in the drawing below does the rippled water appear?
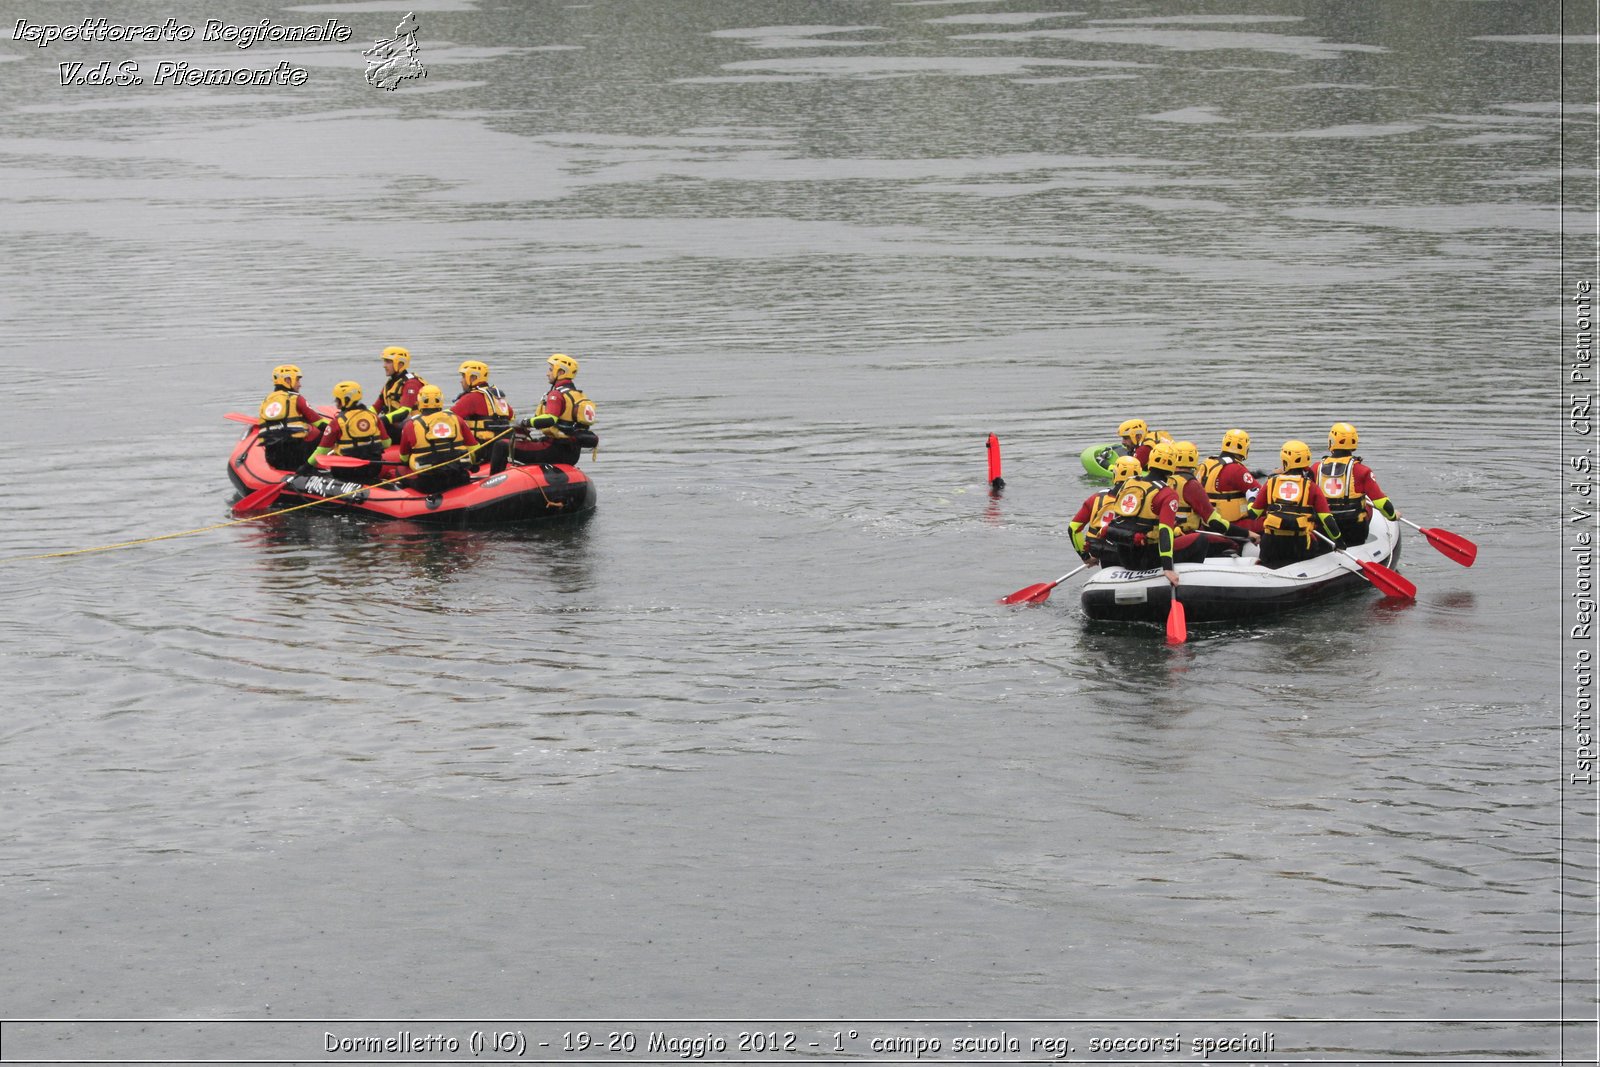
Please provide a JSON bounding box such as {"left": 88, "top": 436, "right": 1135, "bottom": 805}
{"left": 1, "top": 0, "right": 1592, "bottom": 1062}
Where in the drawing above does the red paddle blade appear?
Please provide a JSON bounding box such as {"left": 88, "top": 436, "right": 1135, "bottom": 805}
{"left": 1358, "top": 559, "right": 1417, "bottom": 600}
{"left": 225, "top": 412, "right": 258, "bottom": 424}
{"left": 999, "top": 581, "right": 1053, "bottom": 605}
{"left": 999, "top": 563, "right": 1088, "bottom": 604}
{"left": 1166, "top": 596, "right": 1187, "bottom": 644}
{"left": 231, "top": 481, "right": 286, "bottom": 516}
{"left": 315, "top": 454, "right": 369, "bottom": 469}
{"left": 1422, "top": 527, "right": 1477, "bottom": 567}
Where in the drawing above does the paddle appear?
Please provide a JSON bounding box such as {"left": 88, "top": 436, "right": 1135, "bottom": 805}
{"left": 232, "top": 478, "right": 290, "bottom": 516}
{"left": 1166, "top": 591, "right": 1187, "bottom": 644}
{"left": 999, "top": 563, "right": 1089, "bottom": 605}
{"left": 986, "top": 433, "right": 1005, "bottom": 491}
{"left": 1398, "top": 517, "right": 1477, "bottom": 567}
{"left": 314, "top": 453, "right": 371, "bottom": 469}
{"left": 1312, "top": 530, "right": 1416, "bottom": 599}
{"left": 232, "top": 455, "right": 368, "bottom": 515}
{"left": 225, "top": 412, "right": 257, "bottom": 424}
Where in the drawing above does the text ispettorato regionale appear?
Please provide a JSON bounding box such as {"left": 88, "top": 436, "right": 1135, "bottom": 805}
{"left": 13, "top": 18, "right": 353, "bottom": 50}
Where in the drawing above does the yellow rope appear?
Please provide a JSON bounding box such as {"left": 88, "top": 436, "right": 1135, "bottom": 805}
{"left": 0, "top": 427, "right": 516, "bottom": 565}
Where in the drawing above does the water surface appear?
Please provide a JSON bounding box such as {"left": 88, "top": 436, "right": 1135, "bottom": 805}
{"left": 0, "top": 0, "right": 1591, "bottom": 1061}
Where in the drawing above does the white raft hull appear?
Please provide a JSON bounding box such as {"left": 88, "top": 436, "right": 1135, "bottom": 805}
{"left": 1080, "top": 515, "right": 1403, "bottom": 625}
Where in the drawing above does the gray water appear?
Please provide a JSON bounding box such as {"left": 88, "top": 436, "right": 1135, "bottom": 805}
{"left": 1, "top": 0, "right": 1594, "bottom": 1063}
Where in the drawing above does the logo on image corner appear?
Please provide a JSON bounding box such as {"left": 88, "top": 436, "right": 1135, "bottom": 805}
{"left": 363, "top": 11, "right": 427, "bottom": 91}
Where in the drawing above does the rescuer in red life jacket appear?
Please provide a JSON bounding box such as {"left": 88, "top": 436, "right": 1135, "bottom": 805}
{"left": 1168, "top": 439, "right": 1260, "bottom": 555}
{"left": 399, "top": 385, "right": 474, "bottom": 495}
{"left": 373, "top": 346, "right": 427, "bottom": 442}
{"left": 1194, "top": 428, "right": 1261, "bottom": 532}
{"left": 1100, "top": 442, "right": 1201, "bottom": 587}
{"left": 1069, "top": 455, "right": 1142, "bottom": 564}
{"left": 517, "top": 353, "right": 599, "bottom": 466}
{"left": 1247, "top": 440, "right": 1343, "bottom": 568}
{"left": 452, "top": 360, "right": 514, "bottom": 473}
{"left": 257, "top": 363, "right": 326, "bottom": 471}
{"left": 306, "top": 380, "right": 388, "bottom": 483}
{"left": 1115, "top": 417, "right": 1177, "bottom": 471}
{"left": 1316, "top": 421, "right": 1399, "bottom": 547}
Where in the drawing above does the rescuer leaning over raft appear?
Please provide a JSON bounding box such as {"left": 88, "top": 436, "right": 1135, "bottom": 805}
{"left": 1115, "top": 418, "right": 1170, "bottom": 471}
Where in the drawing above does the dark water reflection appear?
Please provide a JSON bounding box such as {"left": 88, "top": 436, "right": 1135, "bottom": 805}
{"left": 233, "top": 507, "right": 598, "bottom": 590}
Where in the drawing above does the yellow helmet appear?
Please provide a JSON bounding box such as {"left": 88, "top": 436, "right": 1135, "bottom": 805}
{"left": 1281, "top": 439, "right": 1313, "bottom": 471}
{"left": 1329, "top": 421, "right": 1359, "bottom": 452}
{"left": 1111, "top": 456, "right": 1142, "bottom": 483}
{"left": 332, "top": 380, "right": 363, "bottom": 409}
{"left": 416, "top": 384, "right": 445, "bottom": 412}
{"left": 458, "top": 360, "right": 490, "bottom": 387}
{"left": 1221, "top": 428, "right": 1250, "bottom": 457}
{"left": 272, "top": 364, "right": 302, "bottom": 389}
{"left": 1117, "top": 418, "right": 1148, "bottom": 444}
{"left": 1172, "top": 441, "right": 1200, "bottom": 470}
{"left": 1147, "top": 441, "right": 1178, "bottom": 473}
{"left": 547, "top": 352, "right": 579, "bottom": 380}
{"left": 382, "top": 346, "right": 411, "bottom": 372}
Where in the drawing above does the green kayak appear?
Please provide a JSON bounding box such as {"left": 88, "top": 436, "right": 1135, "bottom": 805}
{"left": 1079, "top": 442, "right": 1127, "bottom": 482}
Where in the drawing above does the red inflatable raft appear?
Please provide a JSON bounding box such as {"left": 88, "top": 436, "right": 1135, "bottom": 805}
{"left": 227, "top": 423, "right": 596, "bottom": 525}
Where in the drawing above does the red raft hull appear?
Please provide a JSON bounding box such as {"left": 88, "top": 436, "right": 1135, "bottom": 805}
{"left": 227, "top": 426, "right": 596, "bottom": 525}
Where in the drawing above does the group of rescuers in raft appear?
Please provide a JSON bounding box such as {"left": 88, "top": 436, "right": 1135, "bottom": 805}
{"left": 255, "top": 348, "right": 598, "bottom": 494}
{"left": 1069, "top": 419, "right": 1401, "bottom": 586}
